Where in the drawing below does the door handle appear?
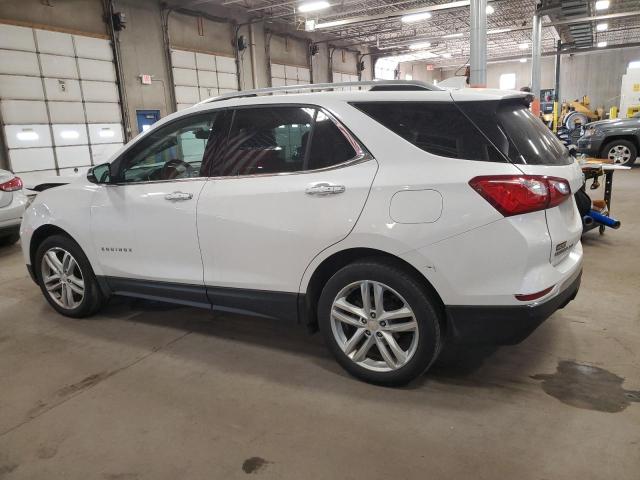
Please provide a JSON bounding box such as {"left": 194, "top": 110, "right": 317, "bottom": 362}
{"left": 165, "top": 191, "right": 193, "bottom": 201}
{"left": 305, "top": 183, "right": 346, "bottom": 196}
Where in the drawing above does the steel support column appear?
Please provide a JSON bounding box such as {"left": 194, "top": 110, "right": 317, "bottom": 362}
{"left": 531, "top": 12, "right": 542, "bottom": 115}
{"left": 469, "top": 0, "right": 487, "bottom": 87}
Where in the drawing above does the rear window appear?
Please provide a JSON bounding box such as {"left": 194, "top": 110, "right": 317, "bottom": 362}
{"left": 353, "top": 100, "right": 572, "bottom": 166}
{"left": 352, "top": 102, "right": 505, "bottom": 163}
{"left": 458, "top": 100, "right": 572, "bottom": 166}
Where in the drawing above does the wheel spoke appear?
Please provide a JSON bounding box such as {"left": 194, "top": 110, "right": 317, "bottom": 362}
{"left": 46, "top": 281, "right": 62, "bottom": 292}
{"left": 352, "top": 335, "right": 375, "bottom": 362}
{"left": 375, "top": 335, "right": 397, "bottom": 369}
{"left": 360, "top": 281, "right": 371, "bottom": 317}
{"left": 373, "top": 282, "right": 384, "bottom": 317}
{"left": 343, "top": 328, "right": 366, "bottom": 356}
{"left": 64, "top": 255, "right": 78, "bottom": 275}
{"left": 332, "top": 307, "right": 363, "bottom": 328}
{"left": 333, "top": 297, "right": 365, "bottom": 320}
{"left": 67, "top": 281, "right": 84, "bottom": 295}
{"left": 381, "top": 332, "right": 407, "bottom": 364}
{"left": 63, "top": 283, "right": 75, "bottom": 307}
{"left": 378, "top": 306, "right": 413, "bottom": 323}
{"left": 382, "top": 319, "right": 418, "bottom": 333}
{"left": 68, "top": 275, "right": 84, "bottom": 289}
{"left": 45, "top": 251, "right": 63, "bottom": 274}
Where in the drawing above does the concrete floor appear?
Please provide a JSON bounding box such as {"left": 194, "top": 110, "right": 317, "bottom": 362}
{"left": 1, "top": 170, "right": 639, "bottom": 480}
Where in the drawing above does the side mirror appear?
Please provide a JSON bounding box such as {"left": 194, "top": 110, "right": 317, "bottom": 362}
{"left": 87, "top": 163, "right": 112, "bottom": 184}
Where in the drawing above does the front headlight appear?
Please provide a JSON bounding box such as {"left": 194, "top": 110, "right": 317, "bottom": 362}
{"left": 583, "top": 127, "right": 604, "bottom": 138}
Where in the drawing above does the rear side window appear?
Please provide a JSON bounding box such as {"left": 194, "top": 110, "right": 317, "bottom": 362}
{"left": 352, "top": 102, "right": 505, "bottom": 162}
{"left": 218, "top": 106, "right": 358, "bottom": 176}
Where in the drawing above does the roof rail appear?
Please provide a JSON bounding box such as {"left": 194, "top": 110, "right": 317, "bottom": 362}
{"left": 197, "top": 80, "right": 441, "bottom": 104}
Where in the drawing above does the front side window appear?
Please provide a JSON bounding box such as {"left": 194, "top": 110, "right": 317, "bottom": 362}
{"left": 115, "top": 112, "right": 221, "bottom": 183}
{"left": 217, "top": 106, "right": 358, "bottom": 176}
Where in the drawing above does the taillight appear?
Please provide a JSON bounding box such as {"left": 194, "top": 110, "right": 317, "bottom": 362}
{"left": 469, "top": 175, "right": 571, "bottom": 217}
{"left": 0, "top": 176, "right": 23, "bottom": 192}
{"left": 515, "top": 285, "right": 554, "bottom": 301}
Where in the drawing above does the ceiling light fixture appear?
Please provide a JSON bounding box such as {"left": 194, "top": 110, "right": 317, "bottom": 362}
{"left": 297, "top": 1, "right": 330, "bottom": 13}
{"left": 519, "top": 58, "right": 527, "bottom": 63}
{"left": 442, "top": 32, "right": 463, "bottom": 38}
{"left": 409, "top": 41, "right": 432, "bottom": 50}
{"left": 597, "top": 40, "right": 607, "bottom": 47}
{"left": 595, "top": 1, "right": 610, "bottom": 10}
{"left": 486, "top": 5, "right": 494, "bottom": 14}
{"left": 441, "top": 52, "right": 452, "bottom": 58}
{"left": 401, "top": 11, "right": 432, "bottom": 23}
{"left": 596, "top": 22, "right": 608, "bottom": 31}
{"left": 518, "top": 42, "right": 529, "bottom": 50}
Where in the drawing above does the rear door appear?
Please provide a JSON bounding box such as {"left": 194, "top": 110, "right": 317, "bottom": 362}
{"left": 456, "top": 97, "right": 584, "bottom": 265}
{"left": 197, "top": 105, "right": 377, "bottom": 314}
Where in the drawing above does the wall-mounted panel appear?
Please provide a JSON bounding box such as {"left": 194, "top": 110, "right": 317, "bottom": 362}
{"left": 0, "top": 50, "right": 40, "bottom": 76}
{"left": 4, "top": 124, "right": 52, "bottom": 149}
{"left": 0, "top": 100, "right": 48, "bottom": 124}
{"left": 0, "top": 24, "right": 36, "bottom": 51}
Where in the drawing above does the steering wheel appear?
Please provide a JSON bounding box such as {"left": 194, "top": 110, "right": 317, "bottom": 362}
{"left": 162, "top": 159, "right": 194, "bottom": 180}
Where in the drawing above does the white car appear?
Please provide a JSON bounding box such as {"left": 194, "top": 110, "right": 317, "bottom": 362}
{"left": 20, "top": 82, "right": 584, "bottom": 385}
{"left": 0, "top": 169, "right": 27, "bottom": 246}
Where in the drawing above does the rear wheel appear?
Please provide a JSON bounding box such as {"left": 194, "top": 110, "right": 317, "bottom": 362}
{"left": 35, "top": 234, "right": 105, "bottom": 317}
{"left": 602, "top": 139, "right": 637, "bottom": 167}
{"left": 318, "top": 259, "right": 442, "bottom": 386}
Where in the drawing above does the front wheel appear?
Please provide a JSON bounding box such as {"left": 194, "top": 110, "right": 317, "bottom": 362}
{"left": 35, "top": 234, "right": 105, "bottom": 318}
{"left": 602, "top": 139, "right": 637, "bottom": 167}
{"left": 318, "top": 259, "right": 442, "bottom": 386}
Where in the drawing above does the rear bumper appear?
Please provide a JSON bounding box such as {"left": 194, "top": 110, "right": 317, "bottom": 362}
{"left": 445, "top": 269, "right": 582, "bottom": 345}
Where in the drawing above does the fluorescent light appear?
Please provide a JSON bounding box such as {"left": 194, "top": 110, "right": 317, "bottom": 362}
{"left": 441, "top": 52, "right": 452, "bottom": 58}
{"left": 597, "top": 41, "right": 607, "bottom": 48}
{"left": 409, "top": 42, "right": 432, "bottom": 50}
{"left": 629, "top": 61, "right": 640, "bottom": 69}
{"left": 518, "top": 42, "right": 529, "bottom": 50}
{"left": 298, "top": 1, "right": 330, "bottom": 13}
{"left": 304, "top": 19, "right": 316, "bottom": 31}
{"left": 401, "top": 11, "right": 432, "bottom": 23}
{"left": 519, "top": 58, "right": 527, "bottom": 63}
{"left": 596, "top": 22, "right": 608, "bottom": 31}
{"left": 443, "top": 33, "right": 463, "bottom": 38}
{"left": 488, "top": 28, "right": 512, "bottom": 35}
{"left": 60, "top": 130, "right": 80, "bottom": 139}
{"left": 486, "top": 5, "right": 494, "bottom": 14}
{"left": 16, "top": 130, "right": 38, "bottom": 141}
{"left": 595, "top": 1, "right": 610, "bottom": 10}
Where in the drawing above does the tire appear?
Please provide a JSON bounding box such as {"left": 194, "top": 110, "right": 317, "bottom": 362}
{"left": 34, "top": 234, "right": 105, "bottom": 318}
{"left": 601, "top": 139, "right": 638, "bottom": 167}
{"left": 318, "top": 258, "right": 442, "bottom": 386}
{"left": 0, "top": 232, "right": 20, "bottom": 246}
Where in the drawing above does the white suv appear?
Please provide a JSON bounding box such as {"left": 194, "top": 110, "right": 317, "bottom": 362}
{"left": 20, "top": 82, "right": 584, "bottom": 385}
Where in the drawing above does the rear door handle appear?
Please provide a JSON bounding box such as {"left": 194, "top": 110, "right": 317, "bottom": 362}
{"left": 165, "top": 191, "right": 193, "bottom": 201}
{"left": 305, "top": 183, "right": 346, "bottom": 196}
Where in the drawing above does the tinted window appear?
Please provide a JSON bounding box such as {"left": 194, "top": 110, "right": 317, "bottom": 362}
{"left": 307, "top": 110, "right": 358, "bottom": 170}
{"left": 448, "top": 100, "right": 572, "bottom": 166}
{"left": 221, "top": 107, "right": 314, "bottom": 176}
{"left": 116, "top": 113, "right": 221, "bottom": 183}
{"left": 353, "top": 102, "right": 505, "bottom": 162}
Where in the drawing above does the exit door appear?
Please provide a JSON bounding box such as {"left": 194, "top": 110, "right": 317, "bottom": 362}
{"left": 136, "top": 110, "right": 161, "bottom": 134}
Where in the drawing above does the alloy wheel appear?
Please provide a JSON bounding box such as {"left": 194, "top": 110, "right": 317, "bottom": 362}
{"left": 330, "top": 280, "right": 419, "bottom": 372}
{"left": 40, "top": 247, "right": 85, "bottom": 310}
{"left": 607, "top": 145, "right": 632, "bottom": 164}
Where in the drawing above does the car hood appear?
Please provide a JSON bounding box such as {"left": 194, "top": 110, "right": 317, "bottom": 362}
{"left": 586, "top": 117, "right": 640, "bottom": 130}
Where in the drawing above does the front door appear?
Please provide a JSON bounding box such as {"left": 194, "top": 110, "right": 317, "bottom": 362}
{"left": 197, "top": 105, "right": 377, "bottom": 317}
{"left": 90, "top": 111, "right": 225, "bottom": 304}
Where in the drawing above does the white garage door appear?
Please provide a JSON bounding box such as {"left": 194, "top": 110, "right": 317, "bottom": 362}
{"left": 0, "top": 23, "right": 124, "bottom": 186}
{"left": 171, "top": 48, "right": 238, "bottom": 110}
{"left": 270, "top": 63, "right": 311, "bottom": 87}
